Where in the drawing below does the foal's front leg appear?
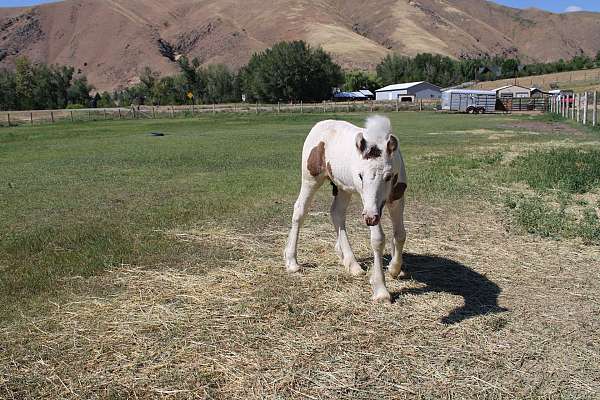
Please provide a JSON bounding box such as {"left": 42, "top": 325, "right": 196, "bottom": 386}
{"left": 370, "top": 223, "right": 391, "bottom": 303}
{"left": 330, "top": 190, "right": 363, "bottom": 276}
{"left": 387, "top": 197, "right": 407, "bottom": 279}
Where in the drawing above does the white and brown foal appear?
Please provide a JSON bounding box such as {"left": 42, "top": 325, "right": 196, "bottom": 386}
{"left": 284, "top": 115, "right": 407, "bottom": 303}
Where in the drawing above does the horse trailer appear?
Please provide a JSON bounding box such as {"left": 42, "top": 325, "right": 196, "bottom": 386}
{"left": 441, "top": 89, "right": 496, "bottom": 113}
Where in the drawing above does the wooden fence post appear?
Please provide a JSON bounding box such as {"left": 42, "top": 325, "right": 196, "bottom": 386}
{"left": 278, "top": 101, "right": 281, "bottom": 113}
{"left": 213, "top": 103, "right": 216, "bottom": 114}
{"left": 70, "top": 111, "right": 74, "bottom": 122}
{"left": 170, "top": 106, "right": 174, "bottom": 118}
{"left": 256, "top": 101, "right": 259, "bottom": 114}
{"left": 419, "top": 99, "right": 423, "bottom": 111}
{"left": 395, "top": 99, "right": 399, "bottom": 112}
{"left": 583, "top": 92, "right": 588, "bottom": 125}
{"left": 30, "top": 112, "right": 33, "bottom": 125}
{"left": 152, "top": 106, "right": 156, "bottom": 119}
{"left": 51, "top": 111, "right": 55, "bottom": 123}
{"left": 7, "top": 113, "right": 10, "bottom": 127}
{"left": 569, "top": 95, "right": 573, "bottom": 119}
{"left": 118, "top": 109, "right": 122, "bottom": 119}
{"left": 593, "top": 91, "right": 597, "bottom": 126}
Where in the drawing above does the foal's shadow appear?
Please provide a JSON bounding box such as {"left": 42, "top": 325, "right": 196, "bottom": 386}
{"left": 360, "top": 253, "right": 508, "bottom": 324}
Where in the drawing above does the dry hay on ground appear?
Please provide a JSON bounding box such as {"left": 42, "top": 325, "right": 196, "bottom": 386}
{"left": 1, "top": 201, "right": 599, "bottom": 399}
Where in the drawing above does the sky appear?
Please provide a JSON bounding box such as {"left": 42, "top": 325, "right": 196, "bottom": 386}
{"left": 0, "top": 0, "right": 598, "bottom": 13}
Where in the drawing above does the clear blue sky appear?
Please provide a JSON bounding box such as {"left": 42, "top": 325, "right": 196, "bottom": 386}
{"left": 0, "top": 0, "right": 598, "bottom": 13}
{"left": 491, "top": 0, "right": 600, "bottom": 13}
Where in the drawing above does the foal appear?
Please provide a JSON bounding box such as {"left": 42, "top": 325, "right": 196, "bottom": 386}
{"left": 284, "top": 116, "right": 407, "bottom": 303}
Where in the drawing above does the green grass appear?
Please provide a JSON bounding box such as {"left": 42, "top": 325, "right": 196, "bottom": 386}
{"left": 507, "top": 148, "right": 600, "bottom": 193}
{"left": 505, "top": 194, "right": 600, "bottom": 243}
{"left": 1, "top": 111, "right": 599, "bottom": 318}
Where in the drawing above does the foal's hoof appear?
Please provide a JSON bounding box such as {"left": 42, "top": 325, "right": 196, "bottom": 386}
{"left": 372, "top": 289, "right": 392, "bottom": 304}
{"left": 285, "top": 260, "right": 301, "bottom": 273}
{"left": 388, "top": 264, "right": 406, "bottom": 279}
{"left": 347, "top": 262, "right": 365, "bottom": 277}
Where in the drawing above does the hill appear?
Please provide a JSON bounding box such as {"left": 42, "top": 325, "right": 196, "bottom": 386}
{"left": 1, "top": 0, "right": 599, "bottom": 91}
{"left": 471, "top": 68, "right": 600, "bottom": 92}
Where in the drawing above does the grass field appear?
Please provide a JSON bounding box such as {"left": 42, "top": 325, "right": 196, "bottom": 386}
{"left": 1, "top": 112, "right": 599, "bottom": 398}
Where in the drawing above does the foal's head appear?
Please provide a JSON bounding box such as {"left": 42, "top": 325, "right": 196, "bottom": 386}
{"left": 354, "top": 116, "right": 401, "bottom": 226}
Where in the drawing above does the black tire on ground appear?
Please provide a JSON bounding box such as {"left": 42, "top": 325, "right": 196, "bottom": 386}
{"left": 466, "top": 106, "right": 474, "bottom": 114}
{"left": 478, "top": 107, "right": 485, "bottom": 114}
{"left": 473, "top": 107, "right": 480, "bottom": 114}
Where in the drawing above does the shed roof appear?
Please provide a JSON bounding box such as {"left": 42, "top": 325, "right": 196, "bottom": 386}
{"left": 375, "top": 81, "right": 440, "bottom": 92}
{"left": 493, "top": 84, "right": 530, "bottom": 92}
{"left": 443, "top": 89, "right": 496, "bottom": 95}
{"left": 359, "top": 89, "right": 374, "bottom": 96}
{"left": 333, "top": 91, "right": 367, "bottom": 99}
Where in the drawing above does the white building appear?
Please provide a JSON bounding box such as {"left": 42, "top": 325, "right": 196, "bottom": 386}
{"left": 375, "top": 81, "right": 442, "bottom": 102}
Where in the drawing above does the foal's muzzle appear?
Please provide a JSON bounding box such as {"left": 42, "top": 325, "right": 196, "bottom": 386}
{"left": 363, "top": 214, "right": 380, "bottom": 226}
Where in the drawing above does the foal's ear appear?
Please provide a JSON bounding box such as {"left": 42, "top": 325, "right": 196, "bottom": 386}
{"left": 355, "top": 132, "right": 367, "bottom": 153}
{"left": 387, "top": 134, "right": 398, "bottom": 154}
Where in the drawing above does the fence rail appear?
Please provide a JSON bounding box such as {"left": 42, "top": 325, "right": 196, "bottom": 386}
{"left": 0, "top": 99, "right": 442, "bottom": 127}
{"left": 548, "top": 91, "right": 598, "bottom": 127}
{"left": 498, "top": 97, "right": 549, "bottom": 112}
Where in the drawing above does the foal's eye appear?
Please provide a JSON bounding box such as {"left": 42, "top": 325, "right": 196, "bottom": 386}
{"left": 358, "top": 173, "right": 363, "bottom": 181}
{"left": 384, "top": 174, "right": 393, "bottom": 182}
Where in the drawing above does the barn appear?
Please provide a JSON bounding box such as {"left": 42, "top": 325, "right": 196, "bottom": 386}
{"left": 494, "top": 84, "right": 531, "bottom": 98}
{"left": 375, "top": 81, "right": 442, "bottom": 102}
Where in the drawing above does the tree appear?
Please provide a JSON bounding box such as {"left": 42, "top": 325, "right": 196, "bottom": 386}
{"left": 242, "top": 41, "right": 343, "bottom": 102}
{"left": 203, "top": 64, "right": 236, "bottom": 103}
{"left": 343, "top": 70, "right": 381, "bottom": 92}
{"left": 0, "top": 69, "right": 17, "bottom": 111}
{"left": 15, "top": 57, "right": 34, "bottom": 110}
{"left": 68, "top": 76, "right": 93, "bottom": 107}
{"left": 177, "top": 56, "right": 204, "bottom": 101}
{"left": 375, "top": 54, "right": 411, "bottom": 86}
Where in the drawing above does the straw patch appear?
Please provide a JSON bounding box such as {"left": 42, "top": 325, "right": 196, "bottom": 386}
{"left": 2, "top": 202, "right": 599, "bottom": 398}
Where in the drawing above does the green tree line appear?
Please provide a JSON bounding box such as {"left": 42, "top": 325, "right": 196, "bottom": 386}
{"left": 2, "top": 42, "right": 600, "bottom": 111}
{"left": 0, "top": 57, "right": 92, "bottom": 111}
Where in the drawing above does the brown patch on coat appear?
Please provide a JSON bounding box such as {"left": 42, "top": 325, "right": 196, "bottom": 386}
{"left": 364, "top": 145, "right": 382, "bottom": 159}
{"left": 389, "top": 174, "right": 407, "bottom": 202}
{"left": 387, "top": 135, "right": 398, "bottom": 154}
{"left": 330, "top": 182, "right": 338, "bottom": 196}
{"left": 355, "top": 131, "right": 367, "bottom": 153}
{"left": 307, "top": 142, "right": 326, "bottom": 177}
{"left": 326, "top": 162, "right": 338, "bottom": 196}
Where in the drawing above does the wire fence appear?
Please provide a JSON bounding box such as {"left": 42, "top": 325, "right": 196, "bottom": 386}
{"left": 0, "top": 99, "right": 442, "bottom": 127}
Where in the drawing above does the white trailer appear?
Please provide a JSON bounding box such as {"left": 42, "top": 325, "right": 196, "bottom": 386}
{"left": 441, "top": 89, "right": 496, "bottom": 113}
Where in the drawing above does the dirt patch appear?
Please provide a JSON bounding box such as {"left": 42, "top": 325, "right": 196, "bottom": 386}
{"left": 1, "top": 201, "right": 598, "bottom": 398}
{"left": 499, "top": 121, "right": 583, "bottom": 136}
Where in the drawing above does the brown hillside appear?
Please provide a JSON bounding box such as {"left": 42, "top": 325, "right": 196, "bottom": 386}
{"left": 1, "top": 0, "right": 599, "bottom": 91}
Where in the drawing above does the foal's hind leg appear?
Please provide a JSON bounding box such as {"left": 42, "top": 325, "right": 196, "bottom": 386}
{"left": 330, "top": 190, "right": 364, "bottom": 276}
{"left": 284, "top": 176, "right": 324, "bottom": 272}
